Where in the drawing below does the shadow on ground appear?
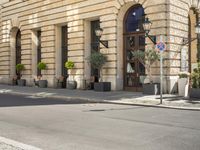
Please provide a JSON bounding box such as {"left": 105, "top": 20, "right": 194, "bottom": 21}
{"left": 0, "top": 94, "right": 95, "bottom": 107}
{"left": 155, "top": 96, "right": 183, "bottom": 101}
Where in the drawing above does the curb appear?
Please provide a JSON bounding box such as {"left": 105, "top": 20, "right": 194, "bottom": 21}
{"left": 103, "top": 101, "right": 200, "bottom": 111}
{"left": 2, "top": 90, "right": 200, "bottom": 111}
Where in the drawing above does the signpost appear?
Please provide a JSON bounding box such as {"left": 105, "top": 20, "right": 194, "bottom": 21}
{"left": 156, "top": 41, "right": 166, "bottom": 104}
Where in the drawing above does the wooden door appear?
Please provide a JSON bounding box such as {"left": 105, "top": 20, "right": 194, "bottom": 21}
{"left": 124, "top": 32, "right": 145, "bottom": 91}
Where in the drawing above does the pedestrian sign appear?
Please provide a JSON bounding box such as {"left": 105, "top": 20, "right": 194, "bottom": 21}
{"left": 156, "top": 42, "right": 166, "bottom": 52}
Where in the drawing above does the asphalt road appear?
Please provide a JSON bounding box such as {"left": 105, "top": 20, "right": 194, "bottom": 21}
{"left": 0, "top": 93, "right": 200, "bottom": 150}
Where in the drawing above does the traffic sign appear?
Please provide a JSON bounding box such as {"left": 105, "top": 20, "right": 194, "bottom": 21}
{"left": 156, "top": 41, "right": 166, "bottom": 104}
{"left": 156, "top": 42, "right": 166, "bottom": 52}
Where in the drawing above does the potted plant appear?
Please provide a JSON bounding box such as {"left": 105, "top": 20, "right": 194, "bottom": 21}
{"left": 87, "top": 51, "right": 111, "bottom": 91}
{"left": 190, "top": 62, "right": 200, "bottom": 98}
{"left": 16, "top": 63, "right": 26, "bottom": 86}
{"left": 132, "top": 49, "right": 160, "bottom": 95}
{"left": 37, "top": 62, "right": 48, "bottom": 88}
{"left": 178, "top": 72, "right": 190, "bottom": 97}
{"left": 65, "top": 61, "right": 77, "bottom": 89}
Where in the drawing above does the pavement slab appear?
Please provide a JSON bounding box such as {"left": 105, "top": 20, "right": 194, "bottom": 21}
{"left": 0, "top": 136, "right": 41, "bottom": 150}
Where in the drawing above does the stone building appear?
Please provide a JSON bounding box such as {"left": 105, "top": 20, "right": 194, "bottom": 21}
{"left": 0, "top": 0, "right": 199, "bottom": 93}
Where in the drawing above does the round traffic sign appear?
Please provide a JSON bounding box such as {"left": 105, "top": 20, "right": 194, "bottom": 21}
{"left": 156, "top": 42, "right": 166, "bottom": 52}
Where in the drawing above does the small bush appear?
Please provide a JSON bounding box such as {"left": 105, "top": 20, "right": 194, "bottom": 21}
{"left": 131, "top": 49, "right": 160, "bottom": 83}
{"left": 87, "top": 51, "right": 107, "bottom": 69}
{"left": 37, "top": 62, "right": 47, "bottom": 70}
{"left": 178, "top": 72, "right": 190, "bottom": 78}
{"left": 191, "top": 62, "right": 200, "bottom": 88}
{"left": 16, "top": 64, "right": 25, "bottom": 73}
{"left": 65, "top": 61, "right": 74, "bottom": 69}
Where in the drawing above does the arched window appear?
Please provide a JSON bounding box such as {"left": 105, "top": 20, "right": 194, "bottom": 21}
{"left": 125, "top": 5, "right": 144, "bottom": 33}
{"left": 16, "top": 30, "right": 21, "bottom": 65}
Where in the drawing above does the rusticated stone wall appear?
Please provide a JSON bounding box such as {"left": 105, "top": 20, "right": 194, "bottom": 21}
{"left": 0, "top": 0, "right": 199, "bottom": 93}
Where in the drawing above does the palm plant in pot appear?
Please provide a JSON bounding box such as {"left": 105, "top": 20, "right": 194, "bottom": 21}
{"left": 65, "top": 60, "right": 77, "bottom": 89}
{"left": 132, "top": 49, "right": 160, "bottom": 95}
{"left": 190, "top": 62, "right": 200, "bottom": 98}
{"left": 16, "top": 63, "right": 26, "bottom": 86}
{"left": 37, "top": 62, "right": 48, "bottom": 88}
{"left": 87, "top": 51, "right": 111, "bottom": 91}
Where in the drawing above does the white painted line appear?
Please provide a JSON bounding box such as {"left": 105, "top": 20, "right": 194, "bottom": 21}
{"left": 26, "top": 96, "right": 43, "bottom": 99}
{"left": 0, "top": 89, "right": 12, "bottom": 93}
{"left": 26, "top": 92, "right": 55, "bottom": 99}
{"left": 0, "top": 136, "right": 42, "bottom": 150}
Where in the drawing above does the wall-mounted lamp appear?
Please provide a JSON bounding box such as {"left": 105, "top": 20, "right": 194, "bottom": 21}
{"left": 183, "top": 20, "right": 200, "bottom": 45}
{"left": 143, "top": 17, "right": 157, "bottom": 45}
{"left": 95, "top": 28, "right": 108, "bottom": 48}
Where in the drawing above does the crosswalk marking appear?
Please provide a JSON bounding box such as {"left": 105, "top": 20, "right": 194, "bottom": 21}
{"left": 26, "top": 92, "right": 55, "bottom": 99}
{"left": 0, "top": 89, "right": 12, "bottom": 93}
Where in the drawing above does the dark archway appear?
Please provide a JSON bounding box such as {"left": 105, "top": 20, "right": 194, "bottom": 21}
{"left": 16, "top": 29, "right": 21, "bottom": 78}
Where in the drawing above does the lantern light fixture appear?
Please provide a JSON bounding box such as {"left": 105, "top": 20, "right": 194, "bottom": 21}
{"left": 142, "top": 16, "right": 157, "bottom": 45}
{"left": 95, "top": 28, "right": 108, "bottom": 48}
{"left": 183, "top": 20, "right": 200, "bottom": 45}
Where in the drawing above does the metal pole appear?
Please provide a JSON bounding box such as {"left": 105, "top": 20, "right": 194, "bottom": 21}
{"left": 160, "top": 52, "right": 163, "bottom": 104}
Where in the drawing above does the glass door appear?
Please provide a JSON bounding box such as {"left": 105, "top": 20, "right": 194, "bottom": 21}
{"left": 124, "top": 33, "right": 145, "bottom": 91}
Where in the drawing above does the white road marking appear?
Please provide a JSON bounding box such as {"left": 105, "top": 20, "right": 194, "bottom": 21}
{"left": 26, "top": 92, "right": 55, "bottom": 99}
{"left": 0, "top": 89, "right": 12, "bottom": 93}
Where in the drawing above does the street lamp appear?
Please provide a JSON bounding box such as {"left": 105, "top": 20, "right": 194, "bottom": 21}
{"left": 143, "top": 17, "right": 157, "bottom": 45}
{"left": 183, "top": 20, "right": 200, "bottom": 45}
{"left": 95, "top": 28, "right": 108, "bottom": 48}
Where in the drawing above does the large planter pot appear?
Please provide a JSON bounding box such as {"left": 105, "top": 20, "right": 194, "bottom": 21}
{"left": 56, "top": 77, "right": 66, "bottom": 88}
{"left": 17, "top": 79, "right": 26, "bottom": 86}
{"left": 38, "top": 80, "right": 48, "bottom": 88}
{"left": 57, "top": 81, "right": 66, "bottom": 88}
{"left": 56, "top": 82, "right": 63, "bottom": 88}
{"left": 142, "top": 83, "right": 160, "bottom": 95}
{"left": 12, "top": 80, "right": 17, "bottom": 86}
{"left": 94, "top": 82, "right": 111, "bottom": 92}
{"left": 190, "top": 88, "right": 200, "bottom": 99}
{"left": 67, "top": 81, "right": 77, "bottom": 90}
{"left": 178, "top": 78, "right": 189, "bottom": 97}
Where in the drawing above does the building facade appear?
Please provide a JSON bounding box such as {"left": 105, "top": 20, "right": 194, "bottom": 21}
{"left": 0, "top": 0, "right": 199, "bottom": 93}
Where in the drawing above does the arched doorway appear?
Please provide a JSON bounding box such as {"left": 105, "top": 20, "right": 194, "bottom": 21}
{"left": 123, "top": 5, "right": 145, "bottom": 91}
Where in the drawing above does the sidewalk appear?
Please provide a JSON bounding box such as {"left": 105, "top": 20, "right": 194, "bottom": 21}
{"left": 0, "top": 84, "right": 200, "bottom": 110}
{"left": 0, "top": 136, "right": 41, "bottom": 150}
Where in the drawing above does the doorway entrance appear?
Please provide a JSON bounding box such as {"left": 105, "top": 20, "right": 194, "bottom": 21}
{"left": 91, "top": 20, "right": 100, "bottom": 82}
{"left": 61, "top": 26, "right": 68, "bottom": 88}
{"left": 188, "top": 9, "right": 198, "bottom": 73}
{"left": 16, "top": 30, "right": 21, "bottom": 78}
{"left": 123, "top": 5, "right": 145, "bottom": 91}
{"left": 37, "top": 30, "right": 41, "bottom": 76}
